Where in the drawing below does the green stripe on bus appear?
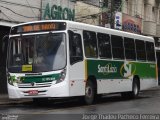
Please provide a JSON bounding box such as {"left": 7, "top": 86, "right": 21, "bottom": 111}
{"left": 86, "top": 60, "right": 156, "bottom": 79}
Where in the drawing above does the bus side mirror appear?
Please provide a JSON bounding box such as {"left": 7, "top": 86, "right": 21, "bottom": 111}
{"left": 2, "top": 35, "right": 9, "bottom": 53}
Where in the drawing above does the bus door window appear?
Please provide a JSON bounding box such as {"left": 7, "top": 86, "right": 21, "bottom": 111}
{"left": 69, "top": 30, "right": 83, "bottom": 65}
{"left": 97, "top": 33, "right": 112, "bottom": 59}
{"left": 83, "top": 30, "right": 98, "bottom": 58}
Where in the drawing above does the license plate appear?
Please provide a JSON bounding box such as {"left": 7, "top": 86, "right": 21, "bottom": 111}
{"left": 28, "top": 90, "right": 38, "bottom": 95}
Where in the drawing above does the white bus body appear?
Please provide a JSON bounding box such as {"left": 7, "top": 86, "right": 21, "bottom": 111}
{"left": 7, "top": 20, "right": 158, "bottom": 104}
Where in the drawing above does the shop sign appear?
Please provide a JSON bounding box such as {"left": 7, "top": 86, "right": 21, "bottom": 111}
{"left": 122, "top": 14, "right": 142, "bottom": 34}
{"left": 42, "top": 0, "right": 75, "bottom": 21}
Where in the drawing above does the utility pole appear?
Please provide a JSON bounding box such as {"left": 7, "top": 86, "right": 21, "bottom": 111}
{"left": 40, "top": 0, "right": 43, "bottom": 20}
{"left": 99, "top": 0, "right": 109, "bottom": 27}
{"left": 110, "top": 0, "right": 114, "bottom": 28}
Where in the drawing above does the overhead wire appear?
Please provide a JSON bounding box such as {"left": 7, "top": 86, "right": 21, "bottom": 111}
{"left": 1, "top": 12, "right": 16, "bottom": 21}
{"left": 0, "top": 5, "right": 38, "bottom": 18}
{"left": 25, "top": 0, "right": 37, "bottom": 18}
{"left": 0, "top": 0, "right": 40, "bottom": 10}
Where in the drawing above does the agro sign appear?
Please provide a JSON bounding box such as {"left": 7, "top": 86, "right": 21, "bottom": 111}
{"left": 43, "top": 3, "right": 75, "bottom": 21}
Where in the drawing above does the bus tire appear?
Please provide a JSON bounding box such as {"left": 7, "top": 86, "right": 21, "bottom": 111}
{"left": 130, "top": 78, "right": 140, "bottom": 98}
{"left": 121, "top": 77, "right": 140, "bottom": 99}
{"left": 84, "top": 80, "right": 96, "bottom": 105}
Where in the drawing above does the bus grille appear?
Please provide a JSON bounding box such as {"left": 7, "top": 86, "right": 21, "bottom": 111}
{"left": 17, "top": 82, "right": 52, "bottom": 88}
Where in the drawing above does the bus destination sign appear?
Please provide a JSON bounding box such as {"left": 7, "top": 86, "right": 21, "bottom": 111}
{"left": 11, "top": 22, "right": 66, "bottom": 34}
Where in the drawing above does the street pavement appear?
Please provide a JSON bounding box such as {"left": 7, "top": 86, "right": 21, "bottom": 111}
{"left": 0, "top": 94, "right": 31, "bottom": 105}
{"left": 0, "top": 94, "right": 11, "bottom": 105}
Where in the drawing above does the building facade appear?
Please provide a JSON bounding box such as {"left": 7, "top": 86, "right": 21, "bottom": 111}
{"left": 75, "top": 0, "right": 160, "bottom": 37}
{"left": 122, "top": 0, "right": 160, "bottom": 37}
{"left": 75, "top": 1, "right": 100, "bottom": 25}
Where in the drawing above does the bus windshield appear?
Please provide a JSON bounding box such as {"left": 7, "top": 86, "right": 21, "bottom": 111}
{"left": 8, "top": 33, "right": 66, "bottom": 73}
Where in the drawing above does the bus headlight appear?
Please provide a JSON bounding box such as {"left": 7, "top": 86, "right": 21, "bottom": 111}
{"left": 8, "top": 74, "right": 14, "bottom": 86}
{"left": 56, "top": 69, "right": 66, "bottom": 84}
{"left": 7, "top": 74, "right": 19, "bottom": 86}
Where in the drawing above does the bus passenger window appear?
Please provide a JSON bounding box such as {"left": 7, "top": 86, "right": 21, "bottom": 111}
{"left": 146, "top": 42, "right": 155, "bottom": 61}
{"left": 124, "top": 37, "right": 136, "bottom": 60}
{"left": 83, "top": 31, "right": 98, "bottom": 58}
{"left": 97, "top": 33, "right": 111, "bottom": 59}
{"left": 111, "top": 35, "right": 124, "bottom": 59}
{"left": 69, "top": 30, "right": 83, "bottom": 65}
{"left": 135, "top": 40, "right": 146, "bottom": 61}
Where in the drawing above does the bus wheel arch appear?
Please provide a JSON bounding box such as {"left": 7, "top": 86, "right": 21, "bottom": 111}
{"left": 84, "top": 75, "right": 97, "bottom": 105}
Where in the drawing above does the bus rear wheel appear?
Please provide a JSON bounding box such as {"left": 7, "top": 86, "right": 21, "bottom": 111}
{"left": 84, "top": 80, "right": 96, "bottom": 105}
{"left": 121, "top": 78, "right": 140, "bottom": 99}
{"left": 130, "top": 78, "right": 140, "bottom": 98}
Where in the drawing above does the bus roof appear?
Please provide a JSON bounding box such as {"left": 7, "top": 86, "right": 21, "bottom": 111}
{"left": 11, "top": 20, "right": 154, "bottom": 42}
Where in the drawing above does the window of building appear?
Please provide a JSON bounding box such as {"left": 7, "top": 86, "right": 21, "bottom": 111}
{"left": 83, "top": 30, "right": 98, "bottom": 58}
{"left": 124, "top": 37, "right": 136, "bottom": 60}
{"left": 135, "top": 40, "right": 146, "bottom": 61}
{"left": 146, "top": 41, "right": 155, "bottom": 62}
{"left": 97, "top": 33, "right": 112, "bottom": 59}
{"left": 111, "top": 35, "right": 124, "bottom": 59}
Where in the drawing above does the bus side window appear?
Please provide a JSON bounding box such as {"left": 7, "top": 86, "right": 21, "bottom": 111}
{"left": 111, "top": 35, "right": 124, "bottom": 59}
{"left": 135, "top": 40, "right": 146, "bottom": 61}
{"left": 97, "top": 33, "right": 112, "bottom": 59}
{"left": 146, "top": 41, "right": 155, "bottom": 62}
{"left": 69, "top": 30, "right": 83, "bottom": 65}
{"left": 124, "top": 37, "right": 136, "bottom": 60}
{"left": 83, "top": 30, "right": 98, "bottom": 58}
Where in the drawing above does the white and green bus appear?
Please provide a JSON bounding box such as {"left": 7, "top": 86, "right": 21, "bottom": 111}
{"left": 7, "top": 20, "right": 158, "bottom": 104}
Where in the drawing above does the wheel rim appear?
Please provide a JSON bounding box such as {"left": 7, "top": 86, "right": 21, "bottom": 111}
{"left": 86, "top": 86, "right": 92, "bottom": 98}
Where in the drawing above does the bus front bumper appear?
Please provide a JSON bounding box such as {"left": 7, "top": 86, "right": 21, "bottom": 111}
{"left": 7, "top": 82, "right": 69, "bottom": 99}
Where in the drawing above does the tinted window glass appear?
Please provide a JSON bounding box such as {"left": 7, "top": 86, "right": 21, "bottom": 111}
{"left": 135, "top": 40, "right": 146, "bottom": 61}
{"left": 124, "top": 37, "right": 136, "bottom": 60}
{"left": 111, "top": 35, "right": 124, "bottom": 59}
{"left": 146, "top": 42, "right": 155, "bottom": 61}
{"left": 97, "top": 33, "right": 111, "bottom": 58}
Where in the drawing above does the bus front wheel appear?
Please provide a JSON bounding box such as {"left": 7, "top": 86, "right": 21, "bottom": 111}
{"left": 84, "top": 80, "right": 96, "bottom": 105}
